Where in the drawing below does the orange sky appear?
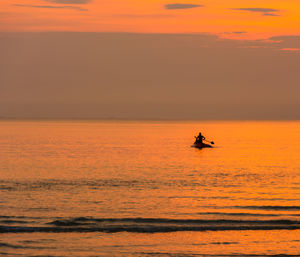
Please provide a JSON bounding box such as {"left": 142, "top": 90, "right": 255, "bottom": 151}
{"left": 1, "top": 0, "right": 300, "bottom": 39}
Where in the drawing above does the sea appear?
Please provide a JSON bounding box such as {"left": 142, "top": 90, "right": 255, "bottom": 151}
{"left": 0, "top": 120, "right": 299, "bottom": 257}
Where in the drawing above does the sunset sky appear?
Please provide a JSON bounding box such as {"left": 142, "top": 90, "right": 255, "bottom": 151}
{"left": 1, "top": 0, "right": 300, "bottom": 39}
{"left": 1, "top": 0, "right": 300, "bottom": 119}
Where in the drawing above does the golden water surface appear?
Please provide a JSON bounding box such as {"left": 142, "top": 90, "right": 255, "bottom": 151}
{"left": 0, "top": 120, "right": 299, "bottom": 256}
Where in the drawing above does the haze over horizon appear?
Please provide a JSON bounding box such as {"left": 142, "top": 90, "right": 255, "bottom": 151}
{"left": 1, "top": 32, "right": 300, "bottom": 120}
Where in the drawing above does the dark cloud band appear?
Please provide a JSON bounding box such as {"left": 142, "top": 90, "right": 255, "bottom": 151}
{"left": 234, "top": 8, "right": 279, "bottom": 13}
{"left": 45, "top": 0, "right": 91, "bottom": 4}
{"left": 232, "top": 7, "right": 280, "bottom": 16}
{"left": 13, "top": 4, "right": 87, "bottom": 11}
{"left": 165, "top": 3, "right": 204, "bottom": 10}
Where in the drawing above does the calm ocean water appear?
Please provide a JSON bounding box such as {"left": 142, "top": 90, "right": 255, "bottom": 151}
{"left": 0, "top": 120, "right": 300, "bottom": 256}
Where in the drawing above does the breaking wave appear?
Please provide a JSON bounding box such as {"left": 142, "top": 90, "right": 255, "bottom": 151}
{"left": 1, "top": 217, "right": 300, "bottom": 233}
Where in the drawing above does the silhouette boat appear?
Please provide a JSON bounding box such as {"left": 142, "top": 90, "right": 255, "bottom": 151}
{"left": 193, "top": 142, "right": 213, "bottom": 149}
{"left": 193, "top": 133, "right": 214, "bottom": 149}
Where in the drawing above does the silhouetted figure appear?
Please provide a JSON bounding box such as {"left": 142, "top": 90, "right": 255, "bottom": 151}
{"left": 195, "top": 132, "right": 205, "bottom": 144}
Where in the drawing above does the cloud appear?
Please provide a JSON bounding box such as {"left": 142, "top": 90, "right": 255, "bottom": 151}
{"left": 270, "top": 35, "right": 300, "bottom": 49}
{"left": 263, "top": 13, "right": 280, "bottom": 17}
{"left": 234, "top": 8, "right": 279, "bottom": 13}
{"left": 281, "top": 48, "right": 300, "bottom": 52}
{"left": 116, "top": 14, "right": 176, "bottom": 18}
{"left": 45, "top": 0, "right": 91, "bottom": 4}
{"left": 13, "top": 4, "right": 87, "bottom": 11}
{"left": 224, "top": 31, "right": 247, "bottom": 35}
{"left": 165, "top": 3, "right": 204, "bottom": 10}
{"left": 232, "top": 7, "right": 280, "bottom": 16}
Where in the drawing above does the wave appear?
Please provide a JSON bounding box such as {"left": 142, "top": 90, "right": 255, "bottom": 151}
{"left": 196, "top": 212, "right": 281, "bottom": 217}
{"left": 138, "top": 254, "right": 300, "bottom": 257}
{"left": 1, "top": 217, "right": 300, "bottom": 233}
{"left": 0, "top": 219, "right": 28, "bottom": 224}
{"left": 234, "top": 206, "right": 300, "bottom": 211}
{"left": 0, "top": 242, "right": 30, "bottom": 249}
{"left": 47, "top": 217, "right": 300, "bottom": 225}
{"left": 140, "top": 254, "right": 300, "bottom": 257}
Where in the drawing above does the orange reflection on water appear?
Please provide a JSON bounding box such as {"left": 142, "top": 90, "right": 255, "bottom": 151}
{"left": 0, "top": 120, "right": 299, "bottom": 256}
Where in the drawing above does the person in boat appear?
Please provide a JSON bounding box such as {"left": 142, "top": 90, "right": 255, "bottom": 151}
{"left": 195, "top": 132, "right": 205, "bottom": 145}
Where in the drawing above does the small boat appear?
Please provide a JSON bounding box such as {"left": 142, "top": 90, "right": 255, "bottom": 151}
{"left": 192, "top": 142, "right": 213, "bottom": 149}
{"left": 193, "top": 132, "right": 214, "bottom": 149}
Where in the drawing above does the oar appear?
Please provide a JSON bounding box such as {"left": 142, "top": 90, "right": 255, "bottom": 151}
{"left": 205, "top": 139, "right": 214, "bottom": 145}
